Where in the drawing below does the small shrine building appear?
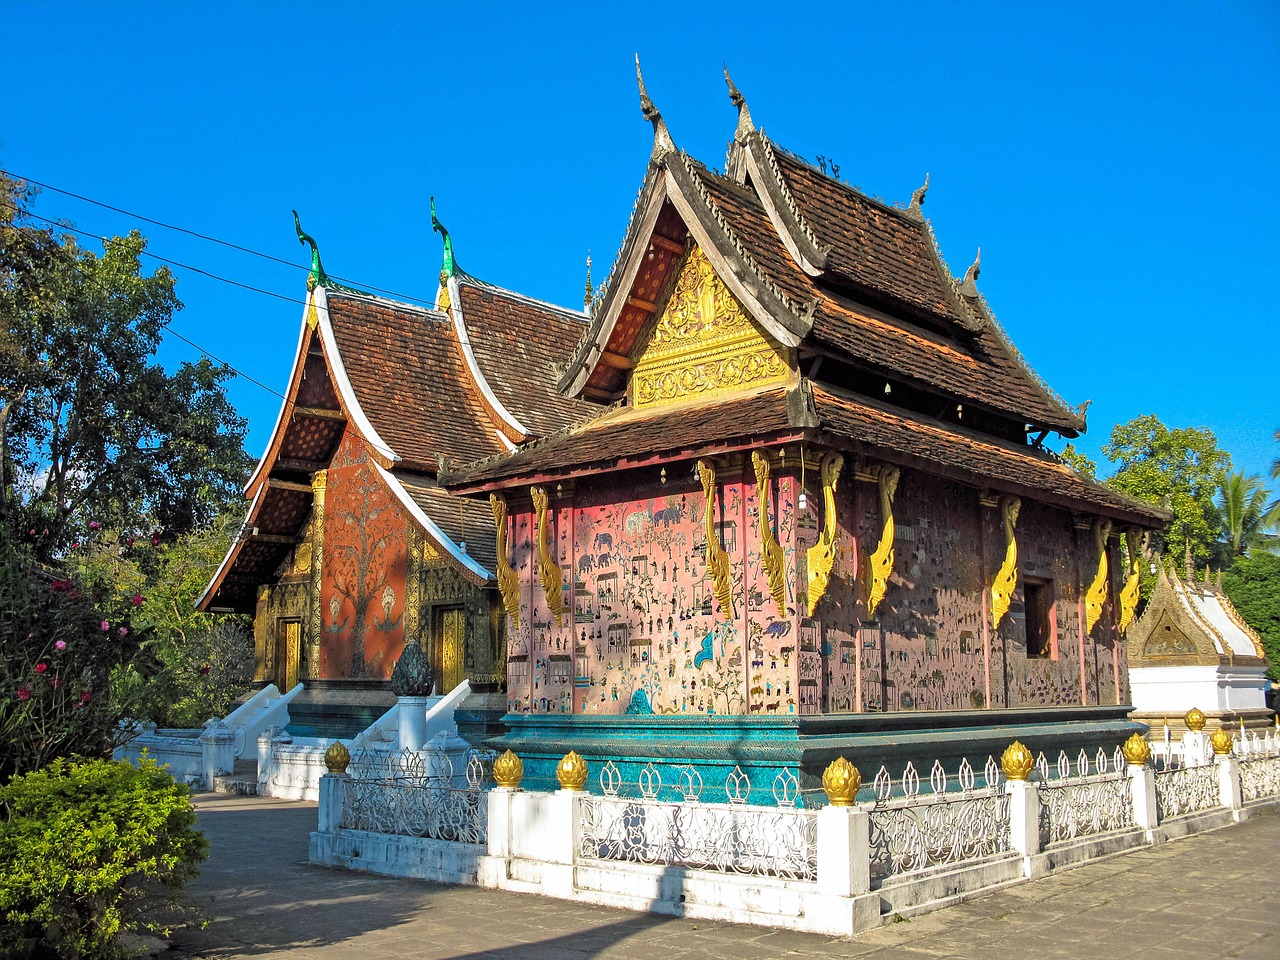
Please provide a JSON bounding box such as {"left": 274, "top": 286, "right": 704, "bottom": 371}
{"left": 443, "top": 70, "right": 1173, "bottom": 790}
{"left": 198, "top": 213, "right": 590, "bottom": 737}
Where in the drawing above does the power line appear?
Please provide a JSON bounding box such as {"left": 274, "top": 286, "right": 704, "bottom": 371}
{"left": 3, "top": 168, "right": 440, "bottom": 307}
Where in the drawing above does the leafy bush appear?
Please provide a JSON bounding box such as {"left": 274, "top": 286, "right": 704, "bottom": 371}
{"left": 0, "top": 756, "right": 208, "bottom": 959}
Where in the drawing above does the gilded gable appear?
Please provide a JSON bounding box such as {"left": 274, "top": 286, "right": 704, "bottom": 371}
{"left": 631, "top": 246, "right": 792, "bottom": 408}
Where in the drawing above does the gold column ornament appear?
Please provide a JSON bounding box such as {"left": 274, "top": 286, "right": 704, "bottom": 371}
{"left": 324, "top": 741, "right": 350, "bottom": 774}
{"left": 1185, "top": 707, "right": 1206, "bottom": 732}
{"left": 1084, "top": 518, "right": 1112, "bottom": 634}
{"left": 990, "top": 496, "right": 1021, "bottom": 630}
{"left": 865, "top": 466, "right": 900, "bottom": 619}
{"left": 1210, "top": 728, "right": 1233, "bottom": 756}
{"left": 531, "top": 487, "right": 565, "bottom": 627}
{"left": 1118, "top": 528, "right": 1143, "bottom": 636}
{"left": 805, "top": 452, "right": 844, "bottom": 615}
{"left": 751, "top": 451, "right": 787, "bottom": 613}
{"left": 556, "top": 750, "right": 588, "bottom": 790}
{"left": 697, "top": 460, "right": 735, "bottom": 617}
{"left": 490, "top": 494, "right": 521, "bottom": 630}
{"left": 822, "top": 757, "right": 861, "bottom": 806}
{"left": 306, "top": 469, "right": 329, "bottom": 680}
{"left": 1001, "top": 740, "right": 1034, "bottom": 781}
{"left": 1121, "top": 732, "right": 1152, "bottom": 767}
{"left": 493, "top": 749, "right": 524, "bottom": 789}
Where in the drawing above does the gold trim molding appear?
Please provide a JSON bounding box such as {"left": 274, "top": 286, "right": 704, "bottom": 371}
{"left": 805, "top": 452, "right": 844, "bottom": 615}
{"left": 751, "top": 451, "right": 786, "bottom": 613}
{"left": 531, "top": 486, "right": 565, "bottom": 627}
{"left": 697, "top": 459, "right": 735, "bottom": 618}
{"left": 865, "top": 465, "right": 899, "bottom": 619}
{"left": 990, "top": 496, "right": 1021, "bottom": 630}
{"left": 490, "top": 494, "right": 521, "bottom": 630}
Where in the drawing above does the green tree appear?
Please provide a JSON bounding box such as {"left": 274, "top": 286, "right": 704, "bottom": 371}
{"left": 1058, "top": 443, "right": 1097, "bottom": 480}
{"left": 0, "top": 173, "right": 252, "bottom": 559}
{"left": 1217, "top": 471, "right": 1278, "bottom": 558}
{"left": 1102, "top": 414, "right": 1231, "bottom": 568}
{"left": 1222, "top": 552, "right": 1280, "bottom": 683}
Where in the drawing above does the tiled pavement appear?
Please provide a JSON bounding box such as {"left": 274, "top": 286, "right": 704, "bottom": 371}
{"left": 175, "top": 794, "right": 1279, "bottom": 959}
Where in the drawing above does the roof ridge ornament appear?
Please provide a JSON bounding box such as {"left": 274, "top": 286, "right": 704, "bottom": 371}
{"left": 723, "top": 64, "right": 754, "bottom": 140}
{"left": 635, "top": 54, "right": 675, "bottom": 162}
{"left": 906, "top": 173, "right": 929, "bottom": 222}
{"left": 959, "top": 247, "right": 981, "bottom": 296}
{"left": 430, "top": 196, "right": 456, "bottom": 281}
{"left": 583, "top": 251, "right": 594, "bottom": 315}
{"left": 292, "top": 210, "right": 329, "bottom": 291}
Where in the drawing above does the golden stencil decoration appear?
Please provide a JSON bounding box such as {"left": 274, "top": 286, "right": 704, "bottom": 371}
{"left": 1118, "top": 529, "right": 1142, "bottom": 636}
{"left": 865, "top": 466, "right": 900, "bottom": 619}
{"left": 490, "top": 494, "right": 521, "bottom": 630}
{"left": 990, "top": 496, "right": 1021, "bottom": 630}
{"left": 805, "top": 452, "right": 844, "bottom": 615}
{"left": 292, "top": 540, "right": 313, "bottom": 576}
{"left": 697, "top": 459, "right": 735, "bottom": 618}
{"left": 631, "top": 246, "right": 792, "bottom": 408}
{"left": 531, "top": 486, "right": 565, "bottom": 627}
{"left": 751, "top": 451, "right": 787, "bottom": 613}
{"left": 1084, "top": 518, "right": 1112, "bottom": 635}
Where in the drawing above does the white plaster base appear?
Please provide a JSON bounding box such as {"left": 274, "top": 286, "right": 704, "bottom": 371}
{"left": 309, "top": 828, "right": 482, "bottom": 885}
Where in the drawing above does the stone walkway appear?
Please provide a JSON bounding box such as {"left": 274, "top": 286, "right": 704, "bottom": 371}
{"left": 176, "top": 794, "right": 1279, "bottom": 959}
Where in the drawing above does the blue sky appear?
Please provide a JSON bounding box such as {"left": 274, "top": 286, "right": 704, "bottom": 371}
{"left": 4, "top": 2, "right": 1278, "bottom": 484}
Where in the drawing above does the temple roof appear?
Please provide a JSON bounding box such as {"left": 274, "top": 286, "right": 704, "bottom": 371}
{"left": 1129, "top": 564, "right": 1268, "bottom": 667}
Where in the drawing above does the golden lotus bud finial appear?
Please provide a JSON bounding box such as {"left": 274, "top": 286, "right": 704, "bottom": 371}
{"left": 493, "top": 749, "right": 524, "bottom": 789}
{"left": 822, "top": 757, "right": 862, "bottom": 806}
{"left": 1210, "top": 728, "right": 1233, "bottom": 756}
{"left": 556, "top": 751, "right": 589, "bottom": 791}
{"left": 1184, "top": 707, "right": 1207, "bottom": 732}
{"left": 324, "top": 741, "right": 350, "bottom": 774}
{"left": 1121, "top": 732, "right": 1152, "bottom": 767}
{"left": 1001, "top": 740, "right": 1034, "bottom": 781}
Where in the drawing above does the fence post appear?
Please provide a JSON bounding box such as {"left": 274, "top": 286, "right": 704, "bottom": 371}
{"left": 1216, "top": 755, "right": 1244, "bottom": 818}
{"left": 317, "top": 772, "right": 349, "bottom": 832}
{"left": 816, "top": 804, "right": 870, "bottom": 898}
{"left": 199, "top": 720, "right": 235, "bottom": 789}
{"left": 1128, "top": 764, "right": 1160, "bottom": 835}
{"left": 257, "top": 726, "right": 277, "bottom": 790}
{"left": 1006, "top": 780, "right": 1042, "bottom": 875}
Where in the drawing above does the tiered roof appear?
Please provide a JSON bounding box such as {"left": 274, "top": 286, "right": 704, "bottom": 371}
{"left": 447, "top": 69, "right": 1166, "bottom": 528}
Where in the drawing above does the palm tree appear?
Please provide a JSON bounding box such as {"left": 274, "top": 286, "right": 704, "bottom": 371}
{"left": 1218, "top": 471, "right": 1279, "bottom": 557}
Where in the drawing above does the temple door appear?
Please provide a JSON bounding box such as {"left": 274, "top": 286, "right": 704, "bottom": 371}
{"left": 275, "top": 619, "right": 301, "bottom": 691}
{"left": 433, "top": 607, "right": 465, "bottom": 694}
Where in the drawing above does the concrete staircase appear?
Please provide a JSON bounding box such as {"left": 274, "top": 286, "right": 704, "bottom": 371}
{"left": 211, "top": 759, "right": 258, "bottom": 796}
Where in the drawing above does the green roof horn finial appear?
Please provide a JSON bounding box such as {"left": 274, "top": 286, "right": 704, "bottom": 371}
{"left": 431, "top": 196, "right": 456, "bottom": 280}
{"left": 292, "top": 210, "right": 328, "bottom": 291}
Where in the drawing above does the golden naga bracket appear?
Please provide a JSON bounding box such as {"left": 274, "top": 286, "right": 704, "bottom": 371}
{"left": 1084, "top": 518, "right": 1113, "bottom": 634}
{"left": 805, "top": 452, "right": 844, "bottom": 615}
{"left": 990, "top": 496, "right": 1021, "bottom": 630}
{"left": 865, "top": 465, "right": 900, "bottom": 619}
{"left": 490, "top": 494, "right": 521, "bottom": 630}
{"left": 697, "top": 459, "right": 736, "bottom": 618}
{"left": 1118, "top": 528, "right": 1143, "bottom": 636}
{"left": 530, "top": 486, "right": 565, "bottom": 627}
{"left": 751, "top": 451, "right": 787, "bottom": 613}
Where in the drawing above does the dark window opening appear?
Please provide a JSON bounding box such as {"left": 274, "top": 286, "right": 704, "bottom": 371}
{"left": 1024, "top": 579, "right": 1055, "bottom": 659}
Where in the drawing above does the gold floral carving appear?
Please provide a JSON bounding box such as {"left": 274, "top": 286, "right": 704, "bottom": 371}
{"left": 990, "top": 496, "right": 1021, "bottom": 630}
{"left": 490, "top": 494, "right": 521, "bottom": 630}
{"left": 530, "top": 487, "right": 565, "bottom": 627}
{"left": 822, "top": 756, "right": 861, "bottom": 806}
{"left": 751, "top": 451, "right": 787, "bottom": 613}
{"left": 556, "top": 750, "right": 588, "bottom": 790}
{"left": 493, "top": 749, "right": 524, "bottom": 789}
{"left": 1001, "top": 740, "right": 1034, "bottom": 781}
{"left": 324, "top": 741, "right": 350, "bottom": 774}
{"left": 1210, "top": 728, "right": 1233, "bottom": 756}
{"left": 805, "top": 452, "right": 844, "bottom": 615}
{"left": 697, "top": 459, "right": 735, "bottom": 618}
{"left": 1185, "top": 707, "right": 1206, "bottom": 732}
{"left": 1122, "top": 732, "right": 1152, "bottom": 767}
{"left": 632, "top": 246, "right": 792, "bottom": 408}
{"left": 1118, "top": 529, "right": 1143, "bottom": 636}
{"left": 1084, "top": 518, "right": 1112, "bottom": 635}
{"left": 865, "top": 466, "right": 900, "bottom": 619}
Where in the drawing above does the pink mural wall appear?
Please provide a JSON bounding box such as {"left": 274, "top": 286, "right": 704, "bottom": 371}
{"left": 501, "top": 454, "right": 1127, "bottom": 717}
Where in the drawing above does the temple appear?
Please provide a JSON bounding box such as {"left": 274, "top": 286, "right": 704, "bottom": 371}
{"left": 1127, "top": 559, "right": 1271, "bottom": 735}
{"left": 440, "top": 67, "right": 1173, "bottom": 792}
{"left": 197, "top": 209, "right": 590, "bottom": 738}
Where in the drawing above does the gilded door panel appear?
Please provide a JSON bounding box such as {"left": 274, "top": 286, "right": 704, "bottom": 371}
{"left": 277, "top": 619, "right": 301, "bottom": 691}
{"left": 434, "top": 608, "right": 465, "bottom": 694}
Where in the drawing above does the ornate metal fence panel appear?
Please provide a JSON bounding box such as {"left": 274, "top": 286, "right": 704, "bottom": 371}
{"left": 1154, "top": 763, "right": 1219, "bottom": 821}
{"left": 1240, "top": 754, "right": 1280, "bottom": 803}
{"left": 867, "top": 790, "right": 1011, "bottom": 883}
{"left": 340, "top": 747, "right": 493, "bottom": 844}
{"left": 1040, "top": 772, "right": 1133, "bottom": 846}
{"left": 579, "top": 795, "right": 818, "bottom": 881}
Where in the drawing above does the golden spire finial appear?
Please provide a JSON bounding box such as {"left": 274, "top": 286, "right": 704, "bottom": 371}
{"left": 583, "top": 251, "right": 593, "bottom": 313}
